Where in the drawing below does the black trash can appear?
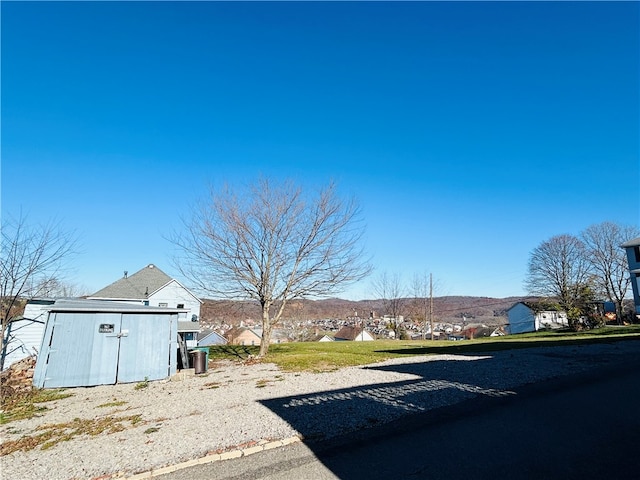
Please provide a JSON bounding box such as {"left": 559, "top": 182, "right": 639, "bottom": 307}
{"left": 190, "top": 350, "right": 207, "bottom": 374}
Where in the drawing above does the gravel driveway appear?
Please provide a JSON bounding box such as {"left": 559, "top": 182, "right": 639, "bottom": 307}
{"left": 2, "top": 340, "right": 639, "bottom": 480}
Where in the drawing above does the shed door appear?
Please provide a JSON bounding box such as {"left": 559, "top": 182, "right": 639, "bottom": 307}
{"left": 117, "top": 314, "right": 173, "bottom": 383}
{"left": 35, "top": 313, "right": 122, "bottom": 388}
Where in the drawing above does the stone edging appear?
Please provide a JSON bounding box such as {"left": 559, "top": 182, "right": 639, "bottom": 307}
{"left": 123, "top": 436, "right": 302, "bottom": 479}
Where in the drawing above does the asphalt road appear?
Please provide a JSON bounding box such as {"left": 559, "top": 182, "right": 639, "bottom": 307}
{"left": 155, "top": 357, "right": 640, "bottom": 480}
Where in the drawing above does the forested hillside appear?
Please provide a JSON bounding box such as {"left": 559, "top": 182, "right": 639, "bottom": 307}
{"left": 199, "top": 296, "right": 530, "bottom": 328}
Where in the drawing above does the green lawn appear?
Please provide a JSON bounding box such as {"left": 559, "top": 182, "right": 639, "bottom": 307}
{"left": 207, "top": 325, "right": 640, "bottom": 372}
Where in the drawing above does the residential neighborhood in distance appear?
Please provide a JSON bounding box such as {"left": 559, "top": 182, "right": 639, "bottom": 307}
{"left": 3, "top": 246, "right": 638, "bottom": 385}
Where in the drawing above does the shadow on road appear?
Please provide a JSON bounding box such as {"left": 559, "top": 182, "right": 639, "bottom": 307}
{"left": 259, "top": 347, "right": 640, "bottom": 479}
{"left": 259, "top": 353, "right": 518, "bottom": 458}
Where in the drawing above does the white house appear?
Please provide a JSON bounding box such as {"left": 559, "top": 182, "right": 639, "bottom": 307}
{"left": 507, "top": 301, "right": 569, "bottom": 334}
{"left": 621, "top": 237, "right": 640, "bottom": 315}
{"left": 197, "top": 330, "right": 227, "bottom": 347}
{"left": 1, "top": 299, "right": 52, "bottom": 370}
{"left": 88, "top": 264, "right": 202, "bottom": 348}
{"left": 334, "top": 326, "right": 375, "bottom": 341}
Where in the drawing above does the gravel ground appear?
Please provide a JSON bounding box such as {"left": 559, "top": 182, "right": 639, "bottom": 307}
{"left": 2, "top": 340, "right": 639, "bottom": 480}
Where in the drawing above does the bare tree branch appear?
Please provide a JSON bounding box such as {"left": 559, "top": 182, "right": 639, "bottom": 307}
{"left": 371, "top": 271, "right": 406, "bottom": 339}
{"left": 525, "top": 234, "right": 592, "bottom": 312}
{"left": 581, "top": 221, "right": 640, "bottom": 323}
{"left": 169, "top": 178, "right": 371, "bottom": 356}
{"left": 1, "top": 213, "right": 79, "bottom": 369}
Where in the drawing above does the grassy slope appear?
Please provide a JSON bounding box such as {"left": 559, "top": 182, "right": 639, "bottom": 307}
{"left": 208, "top": 325, "right": 640, "bottom": 372}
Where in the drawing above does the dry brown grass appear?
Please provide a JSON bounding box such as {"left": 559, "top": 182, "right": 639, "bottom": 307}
{"left": 1, "top": 414, "right": 144, "bottom": 455}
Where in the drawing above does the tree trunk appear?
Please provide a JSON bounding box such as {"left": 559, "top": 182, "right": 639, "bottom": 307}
{"left": 258, "top": 307, "right": 272, "bottom": 357}
{"left": 0, "top": 324, "right": 8, "bottom": 371}
{"left": 615, "top": 301, "right": 624, "bottom": 325}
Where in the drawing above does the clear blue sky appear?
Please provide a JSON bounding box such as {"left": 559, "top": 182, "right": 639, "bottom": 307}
{"left": 2, "top": 1, "right": 638, "bottom": 300}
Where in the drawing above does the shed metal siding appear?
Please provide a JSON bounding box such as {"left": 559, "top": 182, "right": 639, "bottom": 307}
{"left": 33, "top": 308, "right": 178, "bottom": 388}
{"left": 117, "top": 313, "right": 176, "bottom": 383}
{"left": 34, "top": 313, "right": 121, "bottom": 388}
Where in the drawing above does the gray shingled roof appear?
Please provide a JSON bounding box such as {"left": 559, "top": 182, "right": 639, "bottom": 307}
{"left": 90, "top": 264, "right": 173, "bottom": 300}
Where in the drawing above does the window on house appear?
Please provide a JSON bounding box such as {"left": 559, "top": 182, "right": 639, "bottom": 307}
{"left": 634, "top": 246, "right": 640, "bottom": 263}
{"left": 177, "top": 304, "right": 184, "bottom": 309}
{"left": 159, "top": 302, "right": 168, "bottom": 308}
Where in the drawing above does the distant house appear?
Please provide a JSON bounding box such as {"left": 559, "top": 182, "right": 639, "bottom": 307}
{"left": 507, "top": 301, "right": 568, "bottom": 334}
{"left": 462, "top": 323, "right": 505, "bottom": 339}
{"left": 334, "top": 326, "right": 375, "bottom": 341}
{"left": 197, "top": 330, "right": 227, "bottom": 347}
{"left": 410, "top": 331, "right": 442, "bottom": 340}
{"left": 267, "top": 328, "right": 292, "bottom": 344}
{"left": 621, "top": 237, "right": 640, "bottom": 316}
{"left": 490, "top": 327, "right": 507, "bottom": 337}
{"left": 225, "top": 327, "right": 262, "bottom": 346}
{"left": 308, "top": 328, "right": 334, "bottom": 342}
{"left": 88, "top": 264, "right": 202, "bottom": 347}
{"left": 224, "top": 326, "right": 291, "bottom": 345}
{"left": 315, "top": 334, "right": 335, "bottom": 342}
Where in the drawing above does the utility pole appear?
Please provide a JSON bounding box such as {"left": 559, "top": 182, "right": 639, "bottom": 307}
{"left": 429, "top": 273, "right": 434, "bottom": 341}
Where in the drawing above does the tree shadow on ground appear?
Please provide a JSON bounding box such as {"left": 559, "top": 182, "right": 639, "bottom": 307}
{"left": 209, "top": 345, "right": 258, "bottom": 360}
{"left": 259, "top": 353, "right": 520, "bottom": 477}
{"left": 258, "top": 343, "right": 640, "bottom": 479}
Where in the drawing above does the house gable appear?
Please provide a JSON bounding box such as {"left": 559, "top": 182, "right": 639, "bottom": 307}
{"left": 197, "top": 330, "right": 227, "bottom": 346}
{"left": 148, "top": 280, "right": 202, "bottom": 319}
{"left": 312, "top": 334, "right": 334, "bottom": 342}
{"left": 149, "top": 279, "right": 203, "bottom": 306}
{"left": 88, "top": 264, "right": 202, "bottom": 321}
{"left": 507, "top": 302, "right": 536, "bottom": 334}
{"left": 334, "top": 326, "right": 374, "bottom": 341}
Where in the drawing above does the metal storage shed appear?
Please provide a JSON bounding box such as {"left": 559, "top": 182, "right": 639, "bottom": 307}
{"left": 33, "top": 299, "right": 180, "bottom": 388}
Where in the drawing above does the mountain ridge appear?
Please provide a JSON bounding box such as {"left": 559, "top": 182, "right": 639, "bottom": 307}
{"left": 199, "top": 295, "right": 531, "bottom": 328}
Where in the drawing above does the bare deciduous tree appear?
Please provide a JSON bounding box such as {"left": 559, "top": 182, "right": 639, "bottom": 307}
{"left": 409, "top": 273, "right": 428, "bottom": 339}
{"left": 170, "top": 178, "right": 371, "bottom": 356}
{"left": 371, "top": 271, "right": 406, "bottom": 338}
{"left": 525, "top": 234, "right": 593, "bottom": 316}
{"left": 581, "top": 221, "right": 640, "bottom": 323}
{"left": 410, "top": 272, "right": 441, "bottom": 340}
{"left": 1, "top": 213, "right": 78, "bottom": 370}
{"left": 34, "top": 277, "right": 90, "bottom": 298}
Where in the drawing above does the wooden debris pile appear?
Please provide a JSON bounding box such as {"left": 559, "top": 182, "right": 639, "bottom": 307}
{"left": 0, "top": 356, "right": 36, "bottom": 397}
